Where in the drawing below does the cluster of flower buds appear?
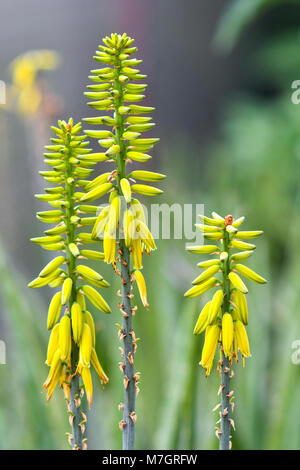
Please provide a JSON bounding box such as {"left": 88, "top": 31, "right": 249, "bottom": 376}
{"left": 28, "top": 118, "right": 110, "bottom": 407}
{"left": 185, "top": 212, "right": 267, "bottom": 376}
{"left": 82, "top": 33, "right": 165, "bottom": 306}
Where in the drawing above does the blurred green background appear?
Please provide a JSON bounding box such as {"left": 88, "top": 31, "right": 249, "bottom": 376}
{"left": 1, "top": 0, "right": 300, "bottom": 450}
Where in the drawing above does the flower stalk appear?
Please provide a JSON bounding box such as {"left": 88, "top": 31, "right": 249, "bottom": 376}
{"left": 83, "top": 33, "right": 165, "bottom": 449}
{"left": 29, "top": 118, "right": 111, "bottom": 449}
{"left": 185, "top": 212, "right": 267, "bottom": 450}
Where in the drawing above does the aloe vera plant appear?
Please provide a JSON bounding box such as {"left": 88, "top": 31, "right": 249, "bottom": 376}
{"left": 185, "top": 212, "right": 267, "bottom": 450}
{"left": 82, "top": 33, "right": 165, "bottom": 449}
{"left": 28, "top": 118, "right": 111, "bottom": 449}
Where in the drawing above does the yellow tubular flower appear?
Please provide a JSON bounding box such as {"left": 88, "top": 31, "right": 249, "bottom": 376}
{"left": 222, "top": 313, "right": 234, "bottom": 357}
{"left": 83, "top": 311, "right": 96, "bottom": 347}
{"left": 81, "top": 366, "right": 93, "bottom": 409}
{"left": 120, "top": 178, "right": 132, "bottom": 203}
{"left": 47, "top": 291, "right": 62, "bottom": 330}
{"left": 134, "top": 270, "right": 149, "bottom": 309}
{"left": 46, "top": 324, "right": 60, "bottom": 366}
{"left": 59, "top": 315, "right": 72, "bottom": 363}
{"left": 91, "top": 347, "right": 109, "bottom": 386}
{"left": 193, "top": 301, "right": 211, "bottom": 335}
{"left": 235, "top": 320, "right": 251, "bottom": 358}
{"left": 71, "top": 302, "right": 83, "bottom": 344}
{"left": 208, "top": 290, "right": 223, "bottom": 324}
{"left": 200, "top": 325, "right": 221, "bottom": 376}
{"left": 80, "top": 323, "right": 92, "bottom": 366}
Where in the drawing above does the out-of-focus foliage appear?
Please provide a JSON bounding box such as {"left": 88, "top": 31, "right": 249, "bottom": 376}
{"left": 3, "top": 50, "right": 60, "bottom": 115}
{"left": 214, "top": 0, "right": 291, "bottom": 52}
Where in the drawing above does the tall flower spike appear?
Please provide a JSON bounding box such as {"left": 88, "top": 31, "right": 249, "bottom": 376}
{"left": 185, "top": 212, "right": 267, "bottom": 450}
{"left": 28, "top": 118, "right": 111, "bottom": 450}
{"left": 83, "top": 33, "right": 165, "bottom": 450}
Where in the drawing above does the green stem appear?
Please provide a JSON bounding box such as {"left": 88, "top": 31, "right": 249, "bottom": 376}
{"left": 64, "top": 132, "right": 85, "bottom": 450}
{"left": 113, "top": 52, "right": 136, "bottom": 450}
{"left": 219, "top": 231, "right": 232, "bottom": 450}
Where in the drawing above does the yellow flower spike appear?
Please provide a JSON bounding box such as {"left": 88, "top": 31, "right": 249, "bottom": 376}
{"left": 134, "top": 270, "right": 149, "bottom": 309}
{"left": 39, "top": 255, "right": 65, "bottom": 277}
{"left": 120, "top": 178, "right": 132, "bottom": 203}
{"left": 232, "top": 289, "right": 248, "bottom": 325}
{"left": 200, "top": 325, "right": 221, "bottom": 375}
{"left": 30, "top": 119, "right": 111, "bottom": 446}
{"left": 81, "top": 366, "right": 93, "bottom": 409}
{"left": 46, "top": 324, "right": 60, "bottom": 366}
{"left": 235, "top": 320, "right": 251, "bottom": 357}
{"left": 61, "top": 277, "right": 73, "bottom": 305}
{"left": 71, "top": 302, "right": 83, "bottom": 344}
{"left": 193, "top": 301, "right": 211, "bottom": 335}
{"left": 208, "top": 290, "right": 224, "bottom": 324}
{"left": 91, "top": 347, "right": 109, "bottom": 386}
{"left": 234, "top": 263, "right": 267, "bottom": 284}
{"left": 82, "top": 285, "right": 111, "bottom": 314}
{"left": 85, "top": 34, "right": 165, "bottom": 447}
{"left": 222, "top": 313, "right": 234, "bottom": 357}
{"left": 185, "top": 211, "right": 267, "bottom": 449}
{"left": 192, "top": 265, "right": 220, "bottom": 285}
{"left": 59, "top": 315, "right": 72, "bottom": 363}
{"left": 83, "top": 311, "right": 96, "bottom": 347}
{"left": 80, "top": 323, "right": 92, "bottom": 366}
{"left": 184, "top": 277, "right": 219, "bottom": 298}
{"left": 228, "top": 272, "right": 248, "bottom": 294}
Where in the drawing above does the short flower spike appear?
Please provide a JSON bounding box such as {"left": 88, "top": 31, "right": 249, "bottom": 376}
{"left": 185, "top": 212, "right": 267, "bottom": 450}
{"left": 29, "top": 118, "right": 111, "bottom": 450}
